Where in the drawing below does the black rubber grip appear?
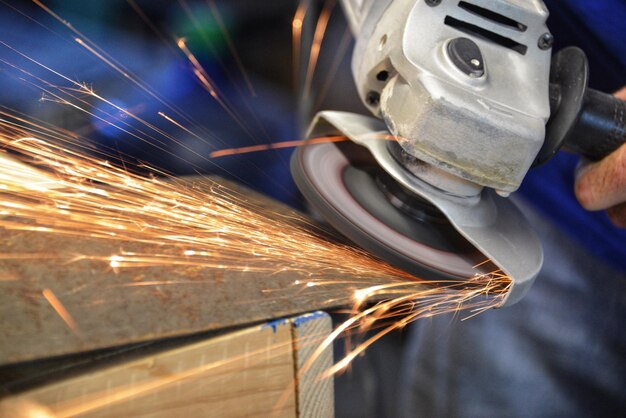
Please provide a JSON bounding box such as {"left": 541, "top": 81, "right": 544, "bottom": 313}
{"left": 563, "top": 89, "right": 626, "bottom": 161}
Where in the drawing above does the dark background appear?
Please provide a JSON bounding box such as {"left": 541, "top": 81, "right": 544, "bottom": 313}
{"left": 0, "top": 0, "right": 363, "bottom": 209}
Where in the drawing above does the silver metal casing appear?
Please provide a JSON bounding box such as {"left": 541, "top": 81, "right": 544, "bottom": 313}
{"left": 341, "top": 0, "right": 552, "bottom": 193}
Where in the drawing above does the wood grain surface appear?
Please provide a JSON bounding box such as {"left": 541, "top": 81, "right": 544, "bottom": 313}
{"left": 0, "top": 176, "right": 421, "bottom": 365}
{"left": 0, "top": 312, "right": 334, "bottom": 418}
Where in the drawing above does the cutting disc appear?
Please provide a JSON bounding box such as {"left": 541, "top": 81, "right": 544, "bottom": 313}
{"left": 291, "top": 140, "right": 491, "bottom": 280}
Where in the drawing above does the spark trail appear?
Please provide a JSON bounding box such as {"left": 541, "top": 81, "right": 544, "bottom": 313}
{"left": 0, "top": 1, "right": 511, "bottom": 380}
{"left": 0, "top": 126, "right": 401, "bottom": 280}
{"left": 0, "top": 111, "right": 511, "bottom": 371}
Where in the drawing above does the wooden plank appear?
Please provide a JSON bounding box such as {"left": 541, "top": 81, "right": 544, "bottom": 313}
{"left": 292, "top": 312, "right": 335, "bottom": 418}
{"left": 0, "top": 312, "right": 335, "bottom": 418}
{"left": 0, "top": 176, "right": 418, "bottom": 365}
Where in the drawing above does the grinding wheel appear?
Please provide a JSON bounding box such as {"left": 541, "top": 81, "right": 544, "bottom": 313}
{"left": 291, "top": 140, "right": 492, "bottom": 280}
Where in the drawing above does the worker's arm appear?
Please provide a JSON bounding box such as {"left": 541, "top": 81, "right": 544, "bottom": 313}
{"left": 575, "top": 87, "right": 626, "bottom": 227}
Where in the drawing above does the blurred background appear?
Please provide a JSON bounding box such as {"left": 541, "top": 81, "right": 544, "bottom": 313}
{"left": 0, "top": 0, "right": 363, "bottom": 209}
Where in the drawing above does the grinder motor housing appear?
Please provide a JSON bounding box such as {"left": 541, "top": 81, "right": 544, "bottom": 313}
{"left": 341, "top": 0, "right": 552, "bottom": 194}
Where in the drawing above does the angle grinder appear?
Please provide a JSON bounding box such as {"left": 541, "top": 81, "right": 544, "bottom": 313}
{"left": 291, "top": 0, "right": 626, "bottom": 306}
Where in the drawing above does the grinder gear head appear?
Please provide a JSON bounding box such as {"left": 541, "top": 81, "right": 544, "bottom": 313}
{"left": 345, "top": 0, "right": 552, "bottom": 194}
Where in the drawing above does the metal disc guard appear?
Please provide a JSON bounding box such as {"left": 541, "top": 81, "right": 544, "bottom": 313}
{"left": 292, "top": 111, "right": 543, "bottom": 307}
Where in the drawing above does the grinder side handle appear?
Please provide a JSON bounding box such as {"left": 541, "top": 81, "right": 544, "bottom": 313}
{"left": 561, "top": 89, "right": 626, "bottom": 161}
{"left": 537, "top": 47, "right": 626, "bottom": 165}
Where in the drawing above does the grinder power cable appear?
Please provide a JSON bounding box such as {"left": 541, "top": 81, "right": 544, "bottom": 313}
{"left": 291, "top": 0, "right": 626, "bottom": 306}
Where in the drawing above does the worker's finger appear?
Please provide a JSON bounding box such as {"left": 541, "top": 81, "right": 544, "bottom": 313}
{"left": 615, "top": 86, "right": 626, "bottom": 100}
{"left": 607, "top": 202, "right": 626, "bottom": 228}
{"left": 575, "top": 142, "right": 626, "bottom": 211}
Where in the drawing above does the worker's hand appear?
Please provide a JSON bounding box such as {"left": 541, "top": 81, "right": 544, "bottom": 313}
{"left": 575, "top": 87, "right": 626, "bottom": 227}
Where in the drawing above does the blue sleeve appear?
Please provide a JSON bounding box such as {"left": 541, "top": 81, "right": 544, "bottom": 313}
{"left": 518, "top": 0, "right": 626, "bottom": 271}
{"left": 519, "top": 153, "right": 626, "bottom": 271}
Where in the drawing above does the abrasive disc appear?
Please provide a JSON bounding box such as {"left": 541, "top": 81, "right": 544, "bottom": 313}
{"left": 291, "top": 140, "right": 491, "bottom": 280}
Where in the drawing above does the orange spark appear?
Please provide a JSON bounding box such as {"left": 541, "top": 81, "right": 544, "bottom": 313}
{"left": 209, "top": 132, "right": 395, "bottom": 158}
{"left": 157, "top": 111, "right": 211, "bottom": 144}
{"left": 292, "top": 0, "right": 310, "bottom": 88}
{"left": 302, "top": 273, "right": 511, "bottom": 380}
{"left": 176, "top": 38, "right": 257, "bottom": 139}
{"left": 209, "top": 135, "right": 348, "bottom": 158}
{"left": 302, "top": 0, "right": 336, "bottom": 101}
{"left": 42, "top": 288, "right": 81, "bottom": 337}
